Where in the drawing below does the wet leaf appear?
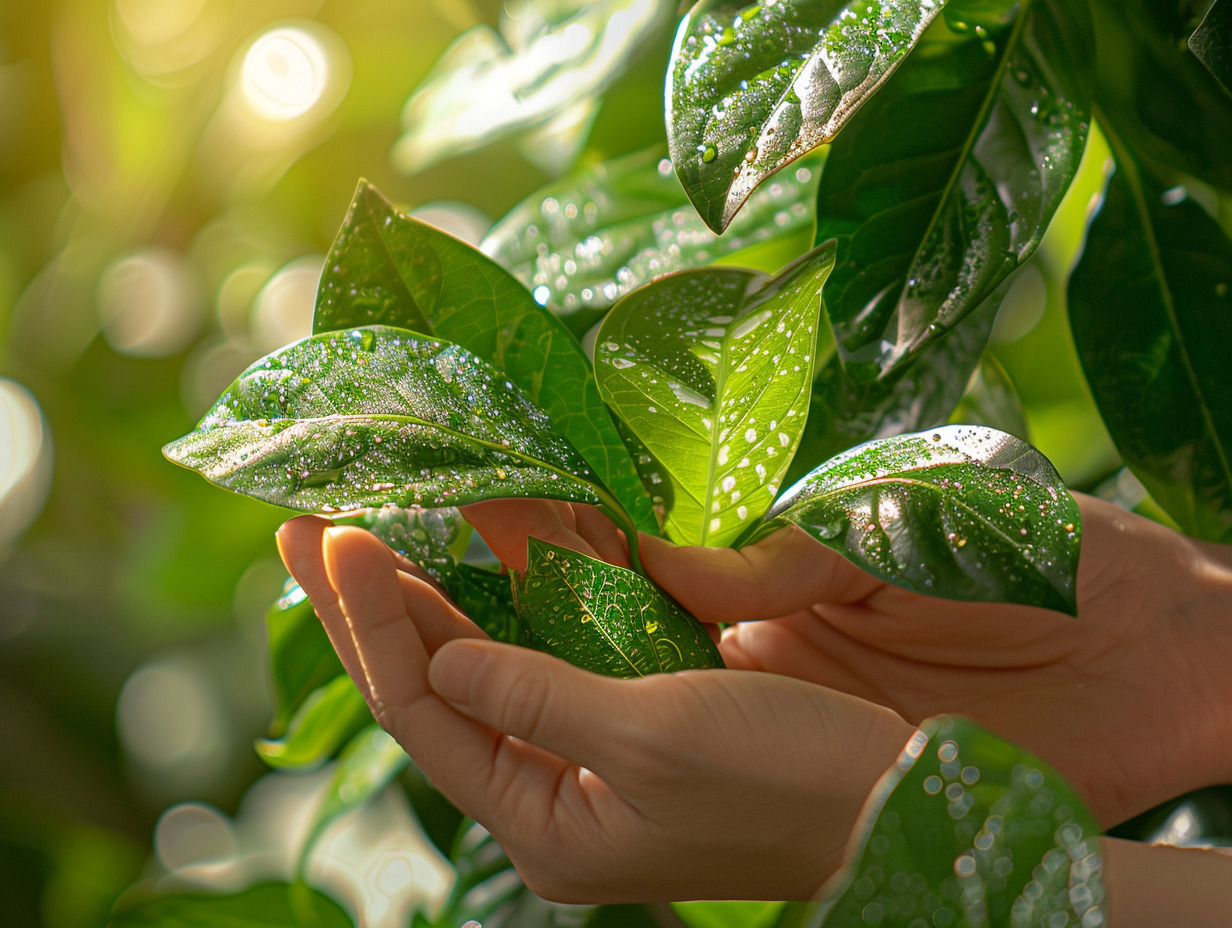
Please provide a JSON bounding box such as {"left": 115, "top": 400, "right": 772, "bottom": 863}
{"left": 108, "top": 882, "right": 352, "bottom": 928}
{"left": 392, "top": 0, "right": 671, "bottom": 173}
{"left": 512, "top": 538, "right": 724, "bottom": 676}
{"left": 163, "top": 327, "right": 610, "bottom": 515}
{"left": 332, "top": 504, "right": 466, "bottom": 583}
{"left": 667, "top": 0, "right": 946, "bottom": 233}
{"left": 255, "top": 674, "right": 370, "bottom": 769}
{"left": 816, "top": 0, "right": 1091, "bottom": 380}
{"left": 595, "top": 243, "right": 835, "bottom": 546}
{"left": 316, "top": 181, "right": 656, "bottom": 534}
{"left": 764, "top": 426, "right": 1081, "bottom": 613}
{"left": 265, "top": 584, "right": 345, "bottom": 736}
{"left": 446, "top": 564, "right": 523, "bottom": 646}
{"left": 1189, "top": 0, "right": 1232, "bottom": 98}
{"left": 1068, "top": 138, "right": 1232, "bottom": 543}
{"left": 480, "top": 147, "right": 823, "bottom": 327}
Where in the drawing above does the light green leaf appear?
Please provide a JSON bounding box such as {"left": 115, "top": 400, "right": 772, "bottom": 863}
{"left": 108, "top": 882, "right": 351, "bottom": 928}
{"left": 513, "top": 538, "right": 724, "bottom": 677}
{"left": 667, "top": 0, "right": 947, "bottom": 232}
{"left": 264, "top": 584, "right": 345, "bottom": 736}
{"left": 595, "top": 243, "right": 835, "bottom": 546}
{"left": 163, "top": 327, "right": 611, "bottom": 516}
{"left": 315, "top": 181, "right": 656, "bottom": 534}
{"left": 765, "top": 426, "right": 1081, "bottom": 613}
{"left": 256, "top": 674, "right": 370, "bottom": 770}
{"left": 672, "top": 901, "right": 786, "bottom": 928}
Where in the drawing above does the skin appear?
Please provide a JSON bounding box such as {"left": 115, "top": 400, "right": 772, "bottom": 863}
{"left": 276, "top": 493, "right": 1232, "bottom": 912}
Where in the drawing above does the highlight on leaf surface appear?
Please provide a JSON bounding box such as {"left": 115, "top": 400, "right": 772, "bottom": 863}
{"left": 764, "top": 426, "right": 1082, "bottom": 613}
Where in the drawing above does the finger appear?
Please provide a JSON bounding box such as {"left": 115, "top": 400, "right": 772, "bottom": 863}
{"left": 570, "top": 504, "right": 630, "bottom": 568}
{"left": 276, "top": 515, "right": 370, "bottom": 700}
{"left": 464, "top": 499, "right": 598, "bottom": 571}
{"left": 639, "top": 525, "right": 883, "bottom": 622}
{"left": 397, "top": 570, "right": 490, "bottom": 654}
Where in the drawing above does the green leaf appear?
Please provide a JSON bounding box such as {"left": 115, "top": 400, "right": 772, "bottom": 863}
{"left": 332, "top": 504, "right": 466, "bottom": 583}
{"left": 1190, "top": 0, "right": 1232, "bottom": 97}
{"left": 163, "top": 327, "right": 610, "bottom": 515}
{"left": 296, "top": 725, "right": 410, "bottom": 873}
{"left": 1068, "top": 134, "right": 1232, "bottom": 543}
{"left": 392, "top": 0, "right": 671, "bottom": 173}
{"left": 595, "top": 243, "right": 836, "bottom": 546}
{"left": 315, "top": 181, "right": 656, "bottom": 534}
{"left": 265, "top": 585, "right": 346, "bottom": 735}
{"left": 816, "top": 0, "right": 1091, "bottom": 380}
{"left": 108, "top": 882, "right": 352, "bottom": 928}
{"left": 672, "top": 901, "right": 786, "bottom": 928}
{"left": 445, "top": 564, "right": 523, "bottom": 646}
{"left": 256, "top": 674, "right": 370, "bottom": 769}
{"left": 666, "top": 0, "right": 947, "bottom": 233}
{"left": 949, "top": 353, "right": 1029, "bottom": 440}
{"left": 764, "top": 426, "right": 1082, "bottom": 613}
{"left": 513, "top": 538, "right": 724, "bottom": 676}
{"left": 480, "top": 147, "right": 823, "bottom": 327}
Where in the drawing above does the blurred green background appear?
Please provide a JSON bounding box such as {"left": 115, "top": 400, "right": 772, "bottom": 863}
{"left": 0, "top": 1, "right": 1157, "bottom": 926}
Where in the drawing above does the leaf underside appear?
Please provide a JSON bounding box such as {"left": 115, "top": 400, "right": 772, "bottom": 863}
{"left": 1189, "top": 0, "right": 1232, "bottom": 97}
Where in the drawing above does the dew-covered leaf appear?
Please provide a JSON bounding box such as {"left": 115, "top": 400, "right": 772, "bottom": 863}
{"left": 512, "top": 538, "right": 724, "bottom": 677}
{"left": 332, "top": 504, "right": 466, "bottom": 583}
{"left": 162, "top": 327, "right": 608, "bottom": 515}
{"left": 595, "top": 244, "right": 835, "bottom": 546}
{"left": 764, "top": 426, "right": 1081, "bottom": 613}
{"left": 109, "top": 882, "right": 352, "bottom": 928}
{"left": 255, "top": 674, "right": 370, "bottom": 769}
{"left": 667, "top": 0, "right": 947, "bottom": 233}
{"left": 316, "top": 182, "right": 655, "bottom": 534}
{"left": 265, "top": 584, "right": 345, "bottom": 736}
{"left": 1189, "top": 0, "right": 1232, "bottom": 98}
{"left": 392, "top": 0, "right": 670, "bottom": 173}
{"left": 480, "top": 147, "right": 822, "bottom": 327}
{"left": 816, "top": 0, "right": 1091, "bottom": 380}
{"left": 1068, "top": 140, "right": 1232, "bottom": 543}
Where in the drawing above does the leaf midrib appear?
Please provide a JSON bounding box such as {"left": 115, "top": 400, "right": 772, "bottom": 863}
{"left": 541, "top": 555, "right": 655, "bottom": 676}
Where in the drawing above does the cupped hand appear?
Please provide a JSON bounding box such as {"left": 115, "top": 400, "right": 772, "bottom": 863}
{"left": 275, "top": 515, "right": 913, "bottom": 903}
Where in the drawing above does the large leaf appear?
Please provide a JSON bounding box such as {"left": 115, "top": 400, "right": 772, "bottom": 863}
{"left": 1190, "top": 0, "right": 1232, "bottom": 97}
{"left": 666, "top": 0, "right": 947, "bottom": 233}
{"left": 816, "top": 0, "right": 1091, "bottom": 380}
{"left": 163, "top": 327, "right": 612, "bottom": 516}
{"left": 108, "top": 882, "right": 351, "bottom": 928}
{"left": 315, "top": 181, "right": 656, "bottom": 533}
{"left": 265, "top": 585, "right": 345, "bottom": 735}
{"left": 764, "top": 426, "right": 1082, "bottom": 613}
{"left": 595, "top": 243, "right": 836, "bottom": 546}
{"left": 480, "top": 147, "right": 823, "bottom": 327}
{"left": 333, "top": 504, "right": 466, "bottom": 583}
{"left": 512, "top": 538, "right": 724, "bottom": 676}
{"left": 1068, "top": 136, "right": 1232, "bottom": 543}
{"left": 255, "top": 674, "right": 370, "bottom": 769}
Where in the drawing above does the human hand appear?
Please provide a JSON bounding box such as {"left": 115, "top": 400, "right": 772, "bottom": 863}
{"left": 275, "top": 515, "right": 913, "bottom": 902}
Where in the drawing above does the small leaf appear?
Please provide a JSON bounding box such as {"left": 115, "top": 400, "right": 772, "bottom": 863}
{"left": 108, "top": 882, "right": 352, "bottom": 928}
{"left": 1189, "top": 0, "right": 1232, "bottom": 97}
{"left": 765, "top": 426, "right": 1081, "bottom": 613}
{"left": 513, "top": 538, "right": 724, "bottom": 677}
{"left": 265, "top": 584, "right": 345, "bottom": 735}
{"left": 332, "top": 504, "right": 465, "bottom": 583}
{"left": 480, "top": 147, "right": 823, "bottom": 326}
{"left": 163, "top": 327, "right": 608, "bottom": 515}
{"left": 316, "top": 181, "right": 656, "bottom": 534}
{"left": 256, "top": 674, "right": 370, "bottom": 769}
{"left": 595, "top": 243, "right": 835, "bottom": 546}
{"left": 1068, "top": 136, "right": 1232, "bottom": 543}
{"left": 816, "top": 0, "right": 1091, "bottom": 380}
{"left": 672, "top": 901, "right": 786, "bottom": 928}
{"left": 445, "top": 564, "right": 523, "bottom": 646}
{"left": 667, "top": 0, "right": 947, "bottom": 232}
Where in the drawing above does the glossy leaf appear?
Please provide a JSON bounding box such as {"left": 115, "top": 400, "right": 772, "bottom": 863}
{"left": 949, "top": 354, "right": 1029, "bottom": 440}
{"left": 480, "top": 147, "right": 823, "bottom": 326}
{"left": 392, "top": 0, "right": 670, "bottom": 173}
{"left": 265, "top": 584, "right": 345, "bottom": 735}
{"left": 764, "top": 426, "right": 1082, "bottom": 613}
{"left": 163, "top": 327, "right": 608, "bottom": 515}
{"left": 667, "top": 0, "right": 946, "bottom": 233}
{"left": 108, "top": 882, "right": 352, "bottom": 928}
{"left": 512, "top": 538, "right": 724, "bottom": 677}
{"left": 1068, "top": 140, "right": 1232, "bottom": 543}
{"left": 595, "top": 243, "right": 835, "bottom": 546}
{"left": 816, "top": 0, "right": 1091, "bottom": 380}
{"left": 446, "top": 564, "right": 523, "bottom": 646}
{"left": 315, "top": 181, "right": 656, "bottom": 533}
{"left": 333, "top": 504, "right": 466, "bottom": 583}
{"left": 1190, "top": 0, "right": 1232, "bottom": 97}
{"left": 255, "top": 674, "right": 370, "bottom": 769}
{"left": 297, "top": 725, "right": 410, "bottom": 873}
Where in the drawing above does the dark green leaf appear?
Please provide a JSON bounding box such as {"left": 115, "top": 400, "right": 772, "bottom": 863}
{"left": 513, "top": 538, "right": 724, "bottom": 676}
{"left": 109, "top": 882, "right": 351, "bottom": 928}
{"left": 256, "top": 674, "right": 370, "bottom": 769}
{"left": 765, "top": 426, "right": 1082, "bottom": 613}
{"left": 667, "top": 0, "right": 946, "bottom": 233}
{"left": 445, "top": 564, "right": 523, "bottom": 646}
{"left": 816, "top": 0, "right": 1091, "bottom": 380}
{"left": 1189, "top": 0, "right": 1232, "bottom": 97}
{"left": 595, "top": 244, "right": 835, "bottom": 546}
{"left": 480, "top": 147, "right": 823, "bottom": 327}
{"left": 296, "top": 725, "right": 410, "bottom": 873}
{"left": 163, "top": 327, "right": 610, "bottom": 515}
{"left": 1068, "top": 137, "right": 1232, "bottom": 543}
{"left": 315, "top": 181, "right": 656, "bottom": 533}
{"left": 332, "top": 504, "right": 466, "bottom": 583}
{"left": 265, "top": 584, "right": 345, "bottom": 735}
{"left": 949, "top": 353, "right": 1029, "bottom": 440}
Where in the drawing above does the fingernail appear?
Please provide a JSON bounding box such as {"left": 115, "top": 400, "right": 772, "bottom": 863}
{"left": 429, "top": 640, "right": 488, "bottom": 706}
